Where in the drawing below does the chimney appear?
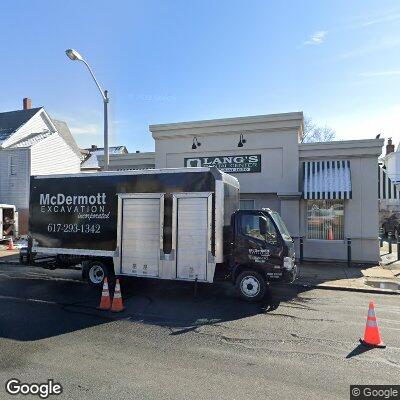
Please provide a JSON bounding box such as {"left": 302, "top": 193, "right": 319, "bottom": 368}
{"left": 386, "top": 138, "right": 395, "bottom": 155}
{"left": 23, "top": 97, "right": 32, "bottom": 110}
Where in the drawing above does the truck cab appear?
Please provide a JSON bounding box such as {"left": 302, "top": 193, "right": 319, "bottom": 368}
{"left": 226, "top": 208, "right": 297, "bottom": 301}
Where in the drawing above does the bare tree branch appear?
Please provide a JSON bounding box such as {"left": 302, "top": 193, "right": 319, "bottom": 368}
{"left": 301, "top": 117, "right": 336, "bottom": 143}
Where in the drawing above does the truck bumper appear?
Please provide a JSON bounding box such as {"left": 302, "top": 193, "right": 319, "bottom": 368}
{"left": 282, "top": 263, "right": 298, "bottom": 284}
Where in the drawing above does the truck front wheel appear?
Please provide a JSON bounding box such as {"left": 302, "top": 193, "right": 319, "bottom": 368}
{"left": 235, "top": 270, "right": 267, "bottom": 302}
{"left": 82, "top": 260, "right": 114, "bottom": 288}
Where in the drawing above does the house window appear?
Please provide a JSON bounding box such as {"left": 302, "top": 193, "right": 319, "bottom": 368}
{"left": 240, "top": 199, "right": 255, "bottom": 210}
{"left": 306, "top": 200, "right": 344, "bottom": 240}
{"left": 9, "top": 156, "right": 17, "bottom": 176}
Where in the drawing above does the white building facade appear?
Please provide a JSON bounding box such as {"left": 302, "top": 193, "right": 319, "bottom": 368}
{"left": 100, "top": 112, "right": 384, "bottom": 263}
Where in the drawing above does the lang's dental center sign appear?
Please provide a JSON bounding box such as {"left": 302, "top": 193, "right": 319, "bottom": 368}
{"left": 184, "top": 154, "right": 261, "bottom": 173}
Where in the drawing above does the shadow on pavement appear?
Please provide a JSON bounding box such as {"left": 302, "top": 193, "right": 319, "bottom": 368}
{"left": 0, "top": 298, "right": 110, "bottom": 341}
{"left": 119, "top": 278, "right": 312, "bottom": 332}
{"left": 0, "top": 270, "right": 111, "bottom": 341}
{"left": 346, "top": 343, "right": 374, "bottom": 359}
{"left": 0, "top": 265, "right": 313, "bottom": 341}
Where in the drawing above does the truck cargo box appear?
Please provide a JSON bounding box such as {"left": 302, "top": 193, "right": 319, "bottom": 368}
{"left": 27, "top": 167, "right": 296, "bottom": 299}
{"left": 29, "top": 168, "right": 240, "bottom": 269}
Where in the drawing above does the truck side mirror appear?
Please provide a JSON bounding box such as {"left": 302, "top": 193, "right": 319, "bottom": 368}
{"left": 259, "top": 217, "right": 268, "bottom": 235}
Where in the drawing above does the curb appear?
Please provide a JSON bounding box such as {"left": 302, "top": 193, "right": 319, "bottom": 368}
{"left": 294, "top": 282, "right": 400, "bottom": 295}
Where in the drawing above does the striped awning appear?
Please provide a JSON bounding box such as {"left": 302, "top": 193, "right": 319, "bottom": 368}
{"left": 378, "top": 166, "right": 400, "bottom": 200}
{"left": 303, "top": 160, "right": 352, "bottom": 200}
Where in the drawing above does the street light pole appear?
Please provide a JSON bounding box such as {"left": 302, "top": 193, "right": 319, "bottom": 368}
{"left": 65, "top": 49, "right": 109, "bottom": 170}
{"left": 103, "top": 90, "right": 109, "bottom": 169}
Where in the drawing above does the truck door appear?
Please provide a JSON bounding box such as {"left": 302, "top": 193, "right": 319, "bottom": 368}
{"left": 234, "top": 212, "right": 282, "bottom": 270}
{"left": 120, "top": 194, "right": 163, "bottom": 277}
{"left": 175, "top": 194, "right": 211, "bottom": 281}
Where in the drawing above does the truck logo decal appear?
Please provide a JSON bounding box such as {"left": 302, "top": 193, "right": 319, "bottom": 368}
{"left": 248, "top": 248, "right": 270, "bottom": 263}
{"left": 266, "top": 272, "right": 283, "bottom": 278}
{"left": 40, "top": 193, "right": 106, "bottom": 206}
{"left": 249, "top": 249, "right": 270, "bottom": 256}
{"left": 39, "top": 193, "right": 110, "bottom": 219}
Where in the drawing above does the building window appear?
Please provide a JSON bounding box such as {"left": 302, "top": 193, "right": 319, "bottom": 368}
{"left": 240, "top": 199, "right": 255, "bottom": 210}
{"left": 9, "top": 156, "right": 17, "bottom": 176}
{"left": 306, "top": 200, "right": 344, "bottom": 240}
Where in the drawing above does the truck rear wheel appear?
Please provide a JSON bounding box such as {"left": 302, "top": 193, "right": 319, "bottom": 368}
{"left": 82, "top": 260, "right": 114, "bottom": 288}
{"left": 235, "top": 270, "right": 266, "bottom": 302}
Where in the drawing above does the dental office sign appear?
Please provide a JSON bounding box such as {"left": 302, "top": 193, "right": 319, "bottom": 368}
{"left": 184, "top": 154, "right": 261, "bottom": 173}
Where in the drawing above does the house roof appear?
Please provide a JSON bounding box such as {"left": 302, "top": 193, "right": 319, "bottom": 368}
{"left": 81, "top": 146, "right": 129, "bottom": 169}
{"left": 10, "top": 131, "right": 52, "bottom": 148}
{"left": 0, "top": 107, "right": 82, "bottom": 161}
{"left": 52, "top": 119, "right": 82, "bottom": 158}
{"left": 0, "top": 108, "right": 42, "bottom": 142}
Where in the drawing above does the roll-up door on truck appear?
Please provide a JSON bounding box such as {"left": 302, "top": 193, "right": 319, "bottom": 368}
{"left": 176, "top": 194, "right": 211, "bottom": 281}
{"left": 120, "top": 194, "right": 163, "bottom": 277}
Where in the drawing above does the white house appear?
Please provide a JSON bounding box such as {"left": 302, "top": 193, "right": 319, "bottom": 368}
{"left": 0, "top": 98, "right": 82, "bottom": 233}
{"left": 378, "top": 138, "right": 400, "bottom": 213}
{"left": 380, "top": 138, "right": 398, "bottom": 181}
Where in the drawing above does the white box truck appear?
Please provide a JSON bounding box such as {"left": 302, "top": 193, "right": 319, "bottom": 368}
{"left": 23, "top": 167, "right": 297, "bottom": 301}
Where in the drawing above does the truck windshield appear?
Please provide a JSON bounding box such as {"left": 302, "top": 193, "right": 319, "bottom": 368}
{"left": 269, "top": 211, "right": 292, "bottom": 241}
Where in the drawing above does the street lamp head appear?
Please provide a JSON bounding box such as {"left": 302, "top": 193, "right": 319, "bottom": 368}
{"left": 65, "top": 49, "right": 83, "bottom": 61}
{"left": 64, "top": 47, "right": 109, "bottom": 170}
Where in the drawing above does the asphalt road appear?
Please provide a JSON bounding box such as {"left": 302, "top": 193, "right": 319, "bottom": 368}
{"left": 0, "top": 264, "right": 399, "bottom": 400}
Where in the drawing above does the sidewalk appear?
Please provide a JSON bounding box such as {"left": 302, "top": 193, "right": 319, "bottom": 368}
{"left": 296, "top": 244, "right": 400, "bottom": 295}
{"left": 0, "top": 245, "right": 20, "bottom": 263}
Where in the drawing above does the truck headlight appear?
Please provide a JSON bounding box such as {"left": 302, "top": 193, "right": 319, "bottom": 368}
{"left": 283, "top": 257, "right": 294, "bottom": 271}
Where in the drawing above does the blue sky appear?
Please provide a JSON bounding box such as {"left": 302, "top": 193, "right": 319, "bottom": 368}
{"left": 1, "top": 0, "right": 400, "bottom": 151}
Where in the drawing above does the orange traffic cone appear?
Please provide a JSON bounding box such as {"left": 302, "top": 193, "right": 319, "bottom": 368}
{"left": 327, "top": 227, "right": 334, "bottom": 240}
{"left": 360, "top": 302, "right": 386, "bottom": 348}
{"left": 110, "top": 279, "right": 125, "bottom": 312}
{"left": 97, "top": 277, "right": 111, "bottom": 310}
{"left": 7, "top": 238, "right": 15, "bottom": 251}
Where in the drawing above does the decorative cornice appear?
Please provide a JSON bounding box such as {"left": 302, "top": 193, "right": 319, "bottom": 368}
{"left": 150, "top": 112, "right": 304, "bottom": 139}
{"left": 299, "top": 139, "right": 384, "bottom": 159}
